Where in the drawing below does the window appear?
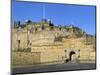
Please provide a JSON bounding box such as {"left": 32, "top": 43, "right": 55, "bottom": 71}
{"left": 17, "top": 40, "right": 20, "bottom": 44}
{"left": 17, "top": 40, "right": 20, "bottom": 50}
{"left": 42, "top": 26, "right": 45, "bottom": 30}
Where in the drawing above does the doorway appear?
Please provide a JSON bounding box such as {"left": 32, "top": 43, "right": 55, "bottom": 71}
{"left": 69, "top": 51, "right": 76, "bottom": 61}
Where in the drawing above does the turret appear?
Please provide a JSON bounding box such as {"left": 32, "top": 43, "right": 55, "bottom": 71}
{"left": 25, "top": 19, "right": 32, "bottom": 25}
{"left": 14, "top": 21, "right": 20, "bottom": 28}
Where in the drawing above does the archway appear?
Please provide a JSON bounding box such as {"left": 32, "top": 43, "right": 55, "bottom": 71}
{"left": 69, "top": 51, "right": 76, "bottom": 61}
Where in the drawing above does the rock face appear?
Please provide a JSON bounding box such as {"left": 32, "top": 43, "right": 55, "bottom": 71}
{"left": 12, "top": 19, "right": 96, "bottom": 66}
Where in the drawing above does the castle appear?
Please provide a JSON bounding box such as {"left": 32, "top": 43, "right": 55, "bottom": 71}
{"left": 12, "top": 19, "right": 96, "bottom": 66}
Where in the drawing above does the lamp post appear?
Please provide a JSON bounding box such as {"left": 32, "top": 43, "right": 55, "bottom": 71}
{"left": 78, "top": 49, "right": 80, "bottom": 59}
{"left": 65, "top": 50, "right": 67, "bottom": 58}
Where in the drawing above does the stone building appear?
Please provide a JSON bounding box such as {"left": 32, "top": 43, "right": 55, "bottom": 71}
{"left": 12, "top": 19, "right": 96, "bottom": 66}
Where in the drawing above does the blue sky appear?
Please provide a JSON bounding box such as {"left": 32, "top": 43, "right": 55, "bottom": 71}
{"left": 12, "top": 1, "right": 96, "bottom": 35}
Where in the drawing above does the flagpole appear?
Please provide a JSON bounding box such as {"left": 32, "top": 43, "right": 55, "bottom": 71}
{"left": 43, "top": 4, "right": 45, "bottom": 19}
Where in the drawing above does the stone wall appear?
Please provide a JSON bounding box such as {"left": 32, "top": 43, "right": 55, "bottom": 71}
{"left": 31, "top": 43, "right": 64, "bottom": 63}
{"left": 12, "top": 52, "right": 41, "bottom": 65}
{"left": 12, "top": 23, "right": 96, "bottom": 66}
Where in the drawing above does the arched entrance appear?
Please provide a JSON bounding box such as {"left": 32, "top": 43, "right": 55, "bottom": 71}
{"left": 69, "top": 51, "right": 76, "bottom": 61}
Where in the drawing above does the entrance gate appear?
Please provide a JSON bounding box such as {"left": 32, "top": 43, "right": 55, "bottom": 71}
{"left": 69, "top": 51, "right": 76, "bottom": 61}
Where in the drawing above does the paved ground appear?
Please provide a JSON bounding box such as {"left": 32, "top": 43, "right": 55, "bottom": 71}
{"left": 12, "top": 63, "right": 96, "bottom": 75}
